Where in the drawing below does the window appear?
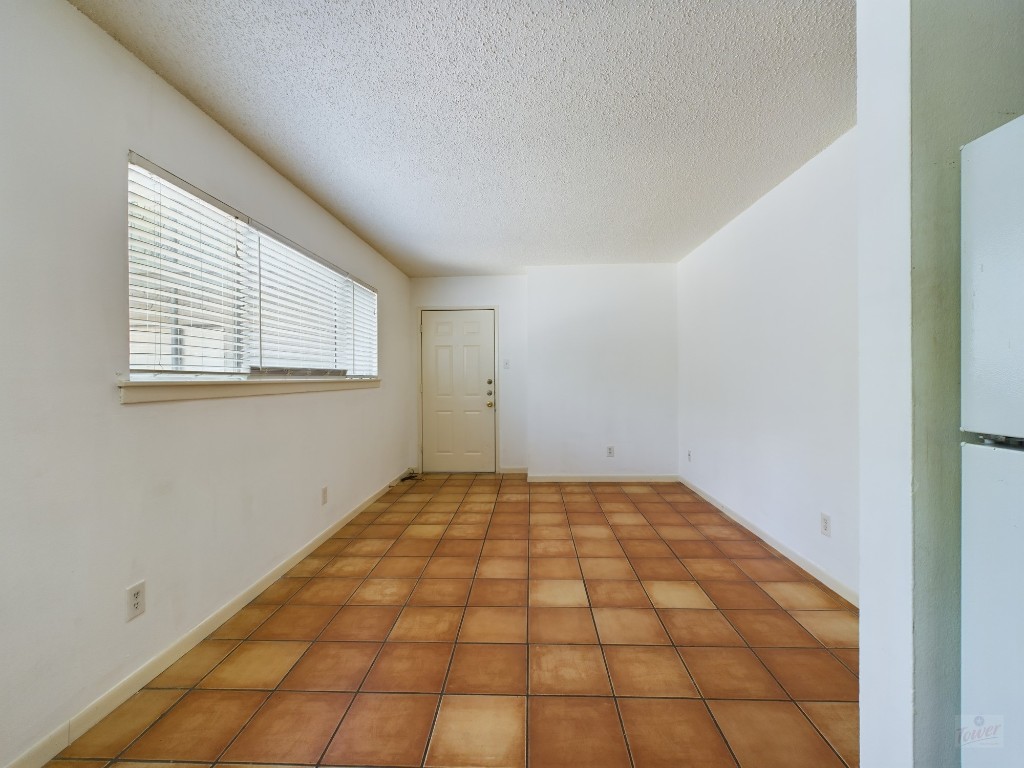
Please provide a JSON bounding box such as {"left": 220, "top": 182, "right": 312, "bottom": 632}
{"left": 127, "top": 155, "right": 378, "bottom": 380}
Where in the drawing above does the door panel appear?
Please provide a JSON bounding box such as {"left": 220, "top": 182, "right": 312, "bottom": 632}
{"left": 422, "top": 309, "right": 496, "bottom": 472}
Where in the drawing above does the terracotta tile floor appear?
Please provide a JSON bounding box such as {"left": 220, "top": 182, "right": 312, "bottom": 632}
{"left": 52, "top": 475, "right": 859, "bottom": 768}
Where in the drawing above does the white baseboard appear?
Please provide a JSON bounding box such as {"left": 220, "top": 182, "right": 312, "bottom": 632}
{"left": 8, "top": 469, "right": 407, "bottom": 768}
{"left": 499, "top": 466, "right": 529, "bottom": 474}
{"left": 679, "top": 475, "right": 859, "bottom": 606}
{"left": 526, "top": 474, "right": 682, "bottom": 483}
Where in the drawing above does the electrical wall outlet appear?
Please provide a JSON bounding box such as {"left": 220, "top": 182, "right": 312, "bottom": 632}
{"left": 606, "top": 446, "right": 615, "bottom": 458}
{"left": 820, "top": 513, "right": 832, "bottom": 538}
{"left": 321, "top": 486, "right": 329, "bottom": 506}
{"left": 126, "top": 581, "right": 145, "bottom": 622}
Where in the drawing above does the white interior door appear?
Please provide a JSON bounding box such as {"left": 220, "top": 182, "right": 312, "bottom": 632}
{"left": 421, "top": 309, "right": 496, "bottom": 473}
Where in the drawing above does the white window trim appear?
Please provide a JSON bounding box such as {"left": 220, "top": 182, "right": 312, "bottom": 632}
{"left": 119, "top": 376, "right": 381, "bottom": 404}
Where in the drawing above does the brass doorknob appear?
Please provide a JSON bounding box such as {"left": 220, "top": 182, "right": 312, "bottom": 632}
{"left": 487, "top": 401, "right": 494, "bottom": 408}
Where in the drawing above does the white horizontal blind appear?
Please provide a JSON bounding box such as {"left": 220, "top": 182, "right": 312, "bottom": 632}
{"left": 128, "top": 165, "right": 257, "bottom": 373}
{"left": 352, "top": 281, "right": 378, "bottom": 376}
{"left": 127, "top": 160, "right": 378, "bottom": 377}
{"left": 257, "top": 234, "right": 352, "bottom": 372}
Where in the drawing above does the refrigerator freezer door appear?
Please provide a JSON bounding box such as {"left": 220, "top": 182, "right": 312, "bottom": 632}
{"left": 961, "top": 443, "right": 1024, "bottom": 766}
{"left": 962, "top": 115, "right": 1024, "bottom": 439}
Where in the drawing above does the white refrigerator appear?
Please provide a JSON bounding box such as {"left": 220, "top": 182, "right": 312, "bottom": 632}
{"left": 961, "top": 114, "right": 1024, "bottom": 766}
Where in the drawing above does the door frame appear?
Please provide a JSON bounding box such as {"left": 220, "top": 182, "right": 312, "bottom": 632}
{"left": 417, "top": 306, "right": 502, "bottom": 474}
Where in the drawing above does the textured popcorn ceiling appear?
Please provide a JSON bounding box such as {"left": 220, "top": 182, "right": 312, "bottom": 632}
{"left": 69, "top": 0, "right": 855, "bottom": 277}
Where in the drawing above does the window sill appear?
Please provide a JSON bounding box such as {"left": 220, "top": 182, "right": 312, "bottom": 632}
{"left": 118, "top": 377, "right": 381, "bottom": 404}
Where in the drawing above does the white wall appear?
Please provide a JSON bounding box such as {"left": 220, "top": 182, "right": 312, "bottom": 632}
{"left": 411, "top": 276, "right": 529, "bottom": 471}
{"left": 0, "top": 2, "right": 416, "bottom": 764}
{"left": 675, "top": 130, "right": 859, "bottom": 599}
{"left": 526, "top": 264, "right": 678, "bottom": 480}
{"left": 856, "top": 1, "right": 915, "bottom": 763}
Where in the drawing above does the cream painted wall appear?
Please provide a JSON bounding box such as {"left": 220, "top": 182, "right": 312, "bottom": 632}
{"left": 0, "top": 2, "right": 416, "bottom": 764}
{"left": 675, "top": 130, "right": 859, "bottom": 599}
{"left": 908, "top": 3, "right": 1024, "bottom": 766}
{"left": 526, "top": 264, "right": 679, "bottom": 480}
{"left": 411, "top": 276, "right": 529, "bottom": 470}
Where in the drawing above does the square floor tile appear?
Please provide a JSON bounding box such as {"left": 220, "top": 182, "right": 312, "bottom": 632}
{"left": 459, "top": 607, "right": 528, "bottom": 643}
{"left": 579, "top": 558, "right": 636, "bottom": 580}
{"left": 320, "top": 557, "right": 380, "bottom": 578}
{"left": 700, "top": 580, "right": 779, "bottom": 609}
{"left": 529, "top": 580, "right": 589, "bottom": 607}
{"left": 388, "top": 539, "right": 440, "bottom": 557}
{"left": 667, "top": 541, "right": 723, "bottom": 559}
{"left": 658, "top": 609, "right": 746, "bottom": 646}
{"left": 758, "top": 581, "right": 842, "bottom": 610}
{"left": 280, "top": 641, "right": 381, "bottom": 691}
{"left": 250, "top": 605, "right": 338, "bottom": 641}
{"left": 122, "top": 690, "right": 266, "bottom": 761}
{"left": 348, "top": 579, "right": 417, "bottom": 605}
{"left": 404, "top": 524, "right": 448, "bottom": 539}
{"left": 681, "top": 559, "right": 749, "bottom": 581}
{"left": 425, "top": 695, "right": 526, "bottom": 767}
{"left": 799, "top": 702, "right": 859, "bottom": 767}
{"left": 789, "top": 610, "right": 859, "bottom": 647}
{"left": 592, "top": 608, "right": 670, "bottom": 645}
{"left": 586, "top": 580, "right": 653, "bottom": 608}
{"left": 369, "top": 556, "right": 429, "bottom": 578}
{"left": 530, "top": 540, "right": 577, "bottom": 557}
{"left": 618, "top": 698, "right": 736, "bottom": 767}
{"left": 527, "top": 607, "right": 598, "bottom": 644}
{"left": 287, "top": 555, "right": 332, "bottom": 576}
{"left": 642, "top": 581, "right": 715, "bottom": 609}
{"left": 446, "top": 644, "right": 528, "bottom": 695}
{"left": 678, "top": 647, "right": 786, "bottom": 699}
{"left": 361, "top": 642, "right": 453, "bottom": 692}
{"left": 60, "top": 690, "right": 184, "bottom": 758}
{"left": 409, "top": 578, "right": 473, "bottom": 606}
{"left": 149, "top": 640, "right": 237, "bottom": 688}
{"left": 198, "top": 641, "right": 308, "bottom": 689}
{"left": 709, "top": 700, "right": 845, "bottom": 768}
{"left": 482, "top": 539, "right": 529, "bottom": 557}
{"left": 629, "top": 558, "right": 692, "bottom": 581}
{"left": 573, "top": 540, "right": 625, "bottom": 557}
{"left": 755, "top": 648, "right": 859, "bottom": 701}
{"left": 467, "top": 578, "right": 528, "bottom": 606}
{"left": 529, "top": 645, "right": 610, "bottom": 695}
{"left": 620, "top": 540, "right": 675, "bottom": 558}
{"left": 208, "top": 605, "right": 277, "bottom": 639}
{"left": 434, "top": 539, "right": 484, "bottom": 557}
{"left": 721, "top": 609, "right": 819, "bottom": 648}
{"left": 477, "top": 557, "right": 529, "bottom": 579}
{"left": 388, "top": 606, "right": 464, "bottom": 642}
{"left": 423, "top": 556, "right": 479, "bottom": 579}
{"left": 735, "top": 558, "right": 806, "bottom": 581}
{"left": 342, "top": 539, "right": 395, "bottom": 556}
{"left": 289, "top": 578, "right": 361, "bottom": 605}
{"left": 714, "top": 540, "right": 774, "bottom": 558}
{"left": 528, "top": 697, "right": 630, "bottom": 768}
{"left": 322, "top": 692, "right": 437, "bottom": 767}
{"left": 833, "top": 648, "right": 859, "bottom": 675}
{"left": 603, "top": 645, "right": 698, "bottom": 698}
{"left": 529, "top": 557, "right": 582, "bottom": 580}
{"left": 220, "top": 691, "right": 352, "bottom": 763}
{"left": 253, "top": 577, "right": 309, "bottom": 604}
{"left": 320, "top": 606, "right": 401, "bottom": 641}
